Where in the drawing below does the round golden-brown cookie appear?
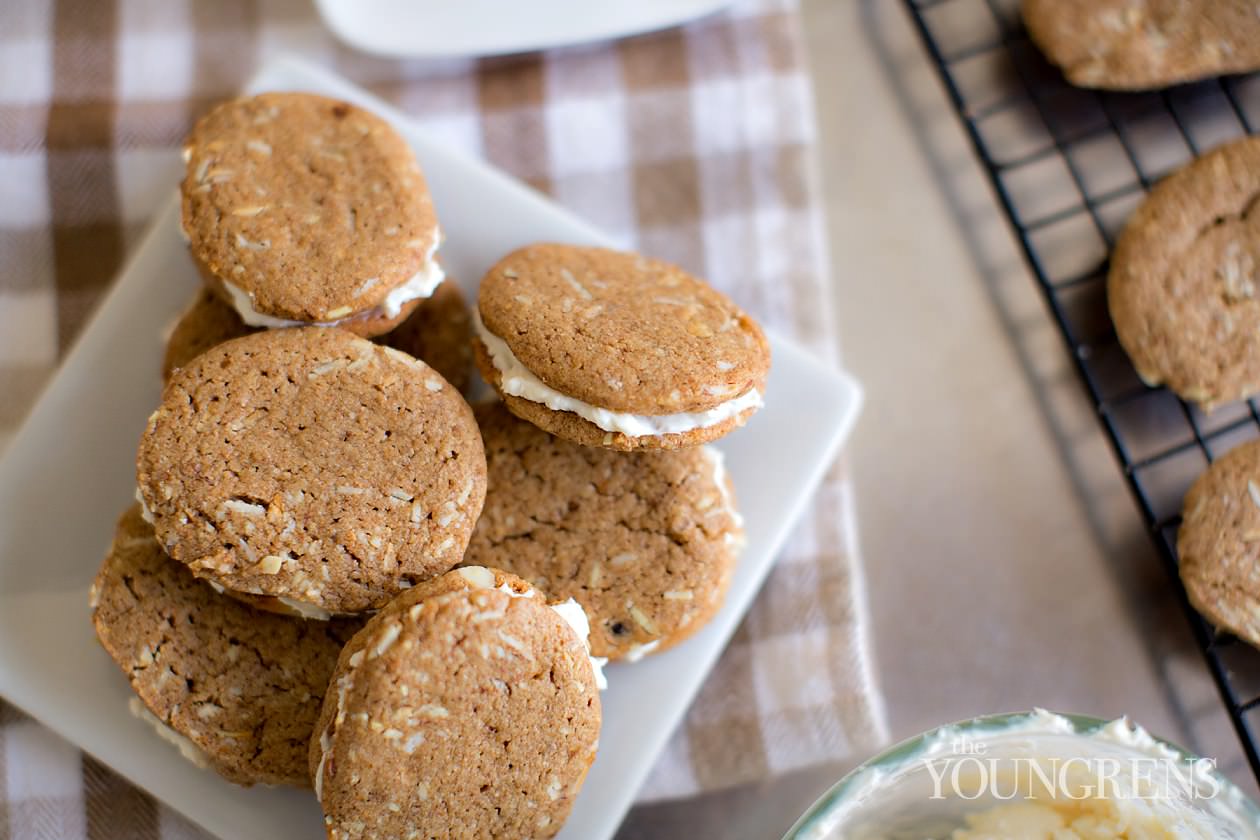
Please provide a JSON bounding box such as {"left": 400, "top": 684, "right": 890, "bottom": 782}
{"left": 1023, "top": 0, "right": 1260, "bottom": 91}
{"left": 1110, "top": 136, "right": 1260, "bottom": 411}
{"left": 90, "top": 505, "right": 363, "bottom": 787}
{"left": 1179, "top": 439, "right": 1260, "bottom": 647}
{"left": 474, "top": 244, "right": 769, "bottom": 451}
{"left": 137, "top": 327, "right": 486, "bottom": 615}
{"left": 163, "top": 281, "right": 472, "bottom": 392}
{"left": 380, "top": 279, "right": 473, "bottom": 394}
{"left": 181, "top": 92, "right": 441, "bottom": 336}
{"left": 465, "top": 402, "right": 743, "bottom": 660}
{"left": 310, "top": 568, "right": 602, "bottom": 840}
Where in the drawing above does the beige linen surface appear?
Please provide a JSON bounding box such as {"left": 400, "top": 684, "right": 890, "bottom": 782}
{"left": 0, "top": 0, "right": 885, "bottom": 836}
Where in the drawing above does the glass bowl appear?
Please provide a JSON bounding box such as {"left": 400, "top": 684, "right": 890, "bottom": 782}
{"left": 783, "top": 710, "right": 1260, "bottom": 840}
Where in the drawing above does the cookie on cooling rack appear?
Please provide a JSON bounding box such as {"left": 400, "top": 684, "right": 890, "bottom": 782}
{"left": 137, "top": 327, "right": 486, "bottom": 615}
{"left": 310, "top": 567, "right": 602, "bottom": 840}
{"left": 90, "top": 505, "right": 362, "bottom": 786}
{"left": 465, "top": 401, "right": 743, "bottom": 661}
{"left": 1109, "top": 135, "right": 1260, "bottom": 411}
{"left": 163, "top": 281, "right": 473, "bottom": 393}
{"left": 1023, "top": 0, "right": 1260, "bottom": 90}
{"left": 1178, "top": 438, "right": 1260, "bottom": 648}
{"left": 473, "top": 243, "right": 770, "bottom": 451}
{"left": 181, "top": 92, "right": 443, "bottom": 337}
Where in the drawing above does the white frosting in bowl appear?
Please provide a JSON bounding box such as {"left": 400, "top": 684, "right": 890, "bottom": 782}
{"left": 787, "top": 710, "right": 1260, "bottom": 840}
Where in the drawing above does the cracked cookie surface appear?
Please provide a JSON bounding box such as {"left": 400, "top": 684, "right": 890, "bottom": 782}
{"left": 1023, "top": 0, "right": 1260, "bottom": 90}
{"left": 1110, "top": 136, "right": 1260, "bottom": 410}
{"left": 311, "top": 569, "right": 601, "bottom": 840}
{"left": 137, "top": 326, "right": 486, "bottom": 614}
{"left": 464, "top": 402, "right": 743, "bottom": 660}
{"left": 181, "top": 91, "right": 439, "bottom": 331}
{"left": 1179, "top": 439, "right": 1260, "bottom": 649}
{"left": 90, "top": 504, "right": 363, "bottom": 786}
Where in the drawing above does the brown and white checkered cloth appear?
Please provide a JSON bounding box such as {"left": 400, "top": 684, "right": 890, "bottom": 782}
{"left": 0, "top": 0, "right": 886, "bottom": 835}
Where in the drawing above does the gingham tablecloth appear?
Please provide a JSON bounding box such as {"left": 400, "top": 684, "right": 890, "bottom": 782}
{"left": 0, "top": 0, "right": 886, "bottom": 835}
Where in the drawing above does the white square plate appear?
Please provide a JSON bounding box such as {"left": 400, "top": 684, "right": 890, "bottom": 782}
{"left": 313, "top": 0, "right": 735, "bottom": 59}
{"left": 0, "top": 58, "right": 860, "bottom": 840}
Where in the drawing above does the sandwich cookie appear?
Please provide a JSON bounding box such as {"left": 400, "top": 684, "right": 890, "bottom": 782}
{"left": 473, "top": 244, "right": 770, "bottom": 450}
{"left": 310, "top": 567, "right": 602, "bottom": 840}
{"left": 466, "top": 402, "right": 743, "bottom": 660}
{"left": 90, "top": 505, "right": 362, "bottom": 786}
{"left": 1110, "top": 136, "right": 1260, "bottom": 410}
{"left": 180, "top": 92, "right": 444, "bottom": 338}
{"left": 163, "top": 281, "right": 473, "bottom": 393}
{"left": 1179, "top": 439, "right": 1260, "bottom": 648}
{"left": 137, "top": 327, "right": 486, "bottom": 615}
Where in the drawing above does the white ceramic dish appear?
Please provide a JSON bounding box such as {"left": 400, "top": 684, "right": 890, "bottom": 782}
{"left": 0, "top": 58, "right": 861, "bottom": 840}
{"left": 314, "top": 0, "right": 735, "bottom": 58}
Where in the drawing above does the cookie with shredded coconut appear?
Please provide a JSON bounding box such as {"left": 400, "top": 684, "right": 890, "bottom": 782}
{"left": 1023, "top": 0, "right": 1260, "bottom": 91}
{"left": 1179, "top": 439, "right": 1260, "bottom": 648}
{"left": 473, "top": 243, "right": 770, "bottom": 450}
{"left": 1109, "top": 136, "right": 1260, "bottom": 410}
{"left": 137, "top": 326, "right": 486, "bottom": 615}
{"left": 163, "top": 281, "right": 473, "bottom": 393}
{"left": 90, "top": 504, "right": 362, "bottom": 786}
{"left": 310, "top": 567, "right": 602, "bottom": 840}
{"left": 465, "top": 402, "right": 743, "bottom": 661}
{"left": 180, "top": 91, "right": 443, "bottom": 337}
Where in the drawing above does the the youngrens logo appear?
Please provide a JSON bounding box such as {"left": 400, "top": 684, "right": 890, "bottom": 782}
{"left": 921, "top": 735, "right": 1222, "bottom": 802}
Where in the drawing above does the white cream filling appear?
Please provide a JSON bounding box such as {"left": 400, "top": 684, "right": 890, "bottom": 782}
{"left": 128, "top": 696, "right": 211, "bottom": 770}
{"left": 380, "top": 258, "right": 445, "bottom": 318}
{"left": 223, "top": 236, "right": 444, "bottom": 328}
{"left": 314, "top": 727, "right": 333, "bottom": 801}
{"left": 550, "top": 597, "right": 609, "bottom": 691}
{"left": 315, "top": 649, "right": 361, "bottom": 803}
{"left": 702, "top": 446, "right": 745, "bottom": 529}
{"left": 473, "top": 311, "right": 763, "bottom": 437}
{"left": 623, "top": 639, "right": 661, "bottom": 663}
{"left": 277, "top": 596, "right": 334, "bottom": 621}
{"left": 135, "top": 487, "right": 156, "bottom": 524}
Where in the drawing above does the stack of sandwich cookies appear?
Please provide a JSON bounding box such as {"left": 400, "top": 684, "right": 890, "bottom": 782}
{"left": 311, "top": 567, "right": 602, "bottom": 840}
{"left": 474, "top": 244, "right": 770, "bottom": 450}
{"left": 466, "top": 402, "right": 744, "bottom": 661}
{"left": 163, "top": 280, "right": 474, "bottom": 393}
{"left": 97, "top": 86, "right": 766, "bottom": 834}
{"left": 137, "top": 327, "right": 486, "bottom": 616}
{"left": 91, "top": 505, "right": 362, "bottom": 787}
{"left": 180, "top": 92, "right": 444, "bottom": 337}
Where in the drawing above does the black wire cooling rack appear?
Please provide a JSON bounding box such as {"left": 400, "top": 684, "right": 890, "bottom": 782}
{"left": 903, "top": 0, "right": 1260, "bottom": 782}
